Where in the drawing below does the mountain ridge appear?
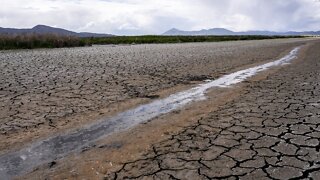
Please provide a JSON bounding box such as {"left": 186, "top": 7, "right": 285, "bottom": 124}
{"left": 0, "top": 25, "right": 113, "bottom": 37}
{"left": 163, "top": 28, "right": 320, "bottom": 36}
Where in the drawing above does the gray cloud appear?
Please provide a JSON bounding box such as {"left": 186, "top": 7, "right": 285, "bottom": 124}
{"left": 0, "top": 0, "right": 319, "bottom": 35}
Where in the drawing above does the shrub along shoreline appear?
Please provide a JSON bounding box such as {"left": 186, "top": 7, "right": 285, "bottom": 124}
{"left": 0, "top": 34, "right": 303, "bottom": 50}
{"left": 0, "top": 34, "right": 90, "bottom": 50}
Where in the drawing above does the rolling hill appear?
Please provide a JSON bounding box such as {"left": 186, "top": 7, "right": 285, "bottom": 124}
{"left": 0, "top": 25, "right": 113, "bottom": 37}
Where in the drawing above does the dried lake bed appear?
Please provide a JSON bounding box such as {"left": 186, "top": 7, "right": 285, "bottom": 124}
{"left": 0, "top": 38, "right": 317, "bottom": 178}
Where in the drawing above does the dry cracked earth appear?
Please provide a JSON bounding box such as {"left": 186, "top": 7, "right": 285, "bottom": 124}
{"left": 106, "top": 42, "right": 320, "bottom": 179}
{"left": 0, "top": 39, "right": 309, "bottom": 150}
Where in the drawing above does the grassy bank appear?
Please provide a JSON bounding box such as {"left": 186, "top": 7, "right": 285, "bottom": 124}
{"left": 0, "top": 34, "right": 302, "bottom": 50}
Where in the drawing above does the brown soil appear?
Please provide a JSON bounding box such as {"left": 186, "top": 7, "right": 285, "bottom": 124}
{"left": 20, "top": 40, "right": 314, "bottom": 179}
{"left": 0, "top": 38, "right": 314, "bottom": 153}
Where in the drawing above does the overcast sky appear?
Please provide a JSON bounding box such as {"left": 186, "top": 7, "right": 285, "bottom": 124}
{"left": 1, "top": 0, "right": 320, "bottom": 35}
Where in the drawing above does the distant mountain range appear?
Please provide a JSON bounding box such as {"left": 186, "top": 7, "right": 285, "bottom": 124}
{"left": 1, "top": 25, "right": 319, "bottom": 37}
{"left": 0, "top": 25, "right": 113, "bottom": 37}
{"left": 163, "top": 28, "right": 320, "bottom": 36}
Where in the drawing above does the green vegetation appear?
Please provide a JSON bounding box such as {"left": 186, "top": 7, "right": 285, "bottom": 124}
{"left": 0, "top": 34, "right": 302, "bottom": 50}
{"left": 0, "top": 34, "right": 90, "bottom": 50}
{"left": 86, "top": 35, "right": 302, "bottom": 45}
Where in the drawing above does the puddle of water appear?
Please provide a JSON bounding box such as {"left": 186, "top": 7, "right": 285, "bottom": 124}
{"left": 0, "top": 46, "right": 300, "bottom": 179}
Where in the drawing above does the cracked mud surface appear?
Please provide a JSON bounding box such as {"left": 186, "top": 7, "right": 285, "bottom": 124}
{"left": 0, "top": 39, "right": 310, "bottom": 151}
{"left": 106, "top": 42, "right": 320, "bottom": 179}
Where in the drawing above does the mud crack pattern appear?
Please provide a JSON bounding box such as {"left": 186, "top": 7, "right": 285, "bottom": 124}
{"left": 0, "top": 40, "right": 305, "bottom": 136}
{"left": 106, "top": 43, "right": 320, "bottom": 179}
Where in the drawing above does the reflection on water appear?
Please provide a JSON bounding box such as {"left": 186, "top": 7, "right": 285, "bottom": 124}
{"left": 0, "top": 46, "right": 300, "bottom": 179}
